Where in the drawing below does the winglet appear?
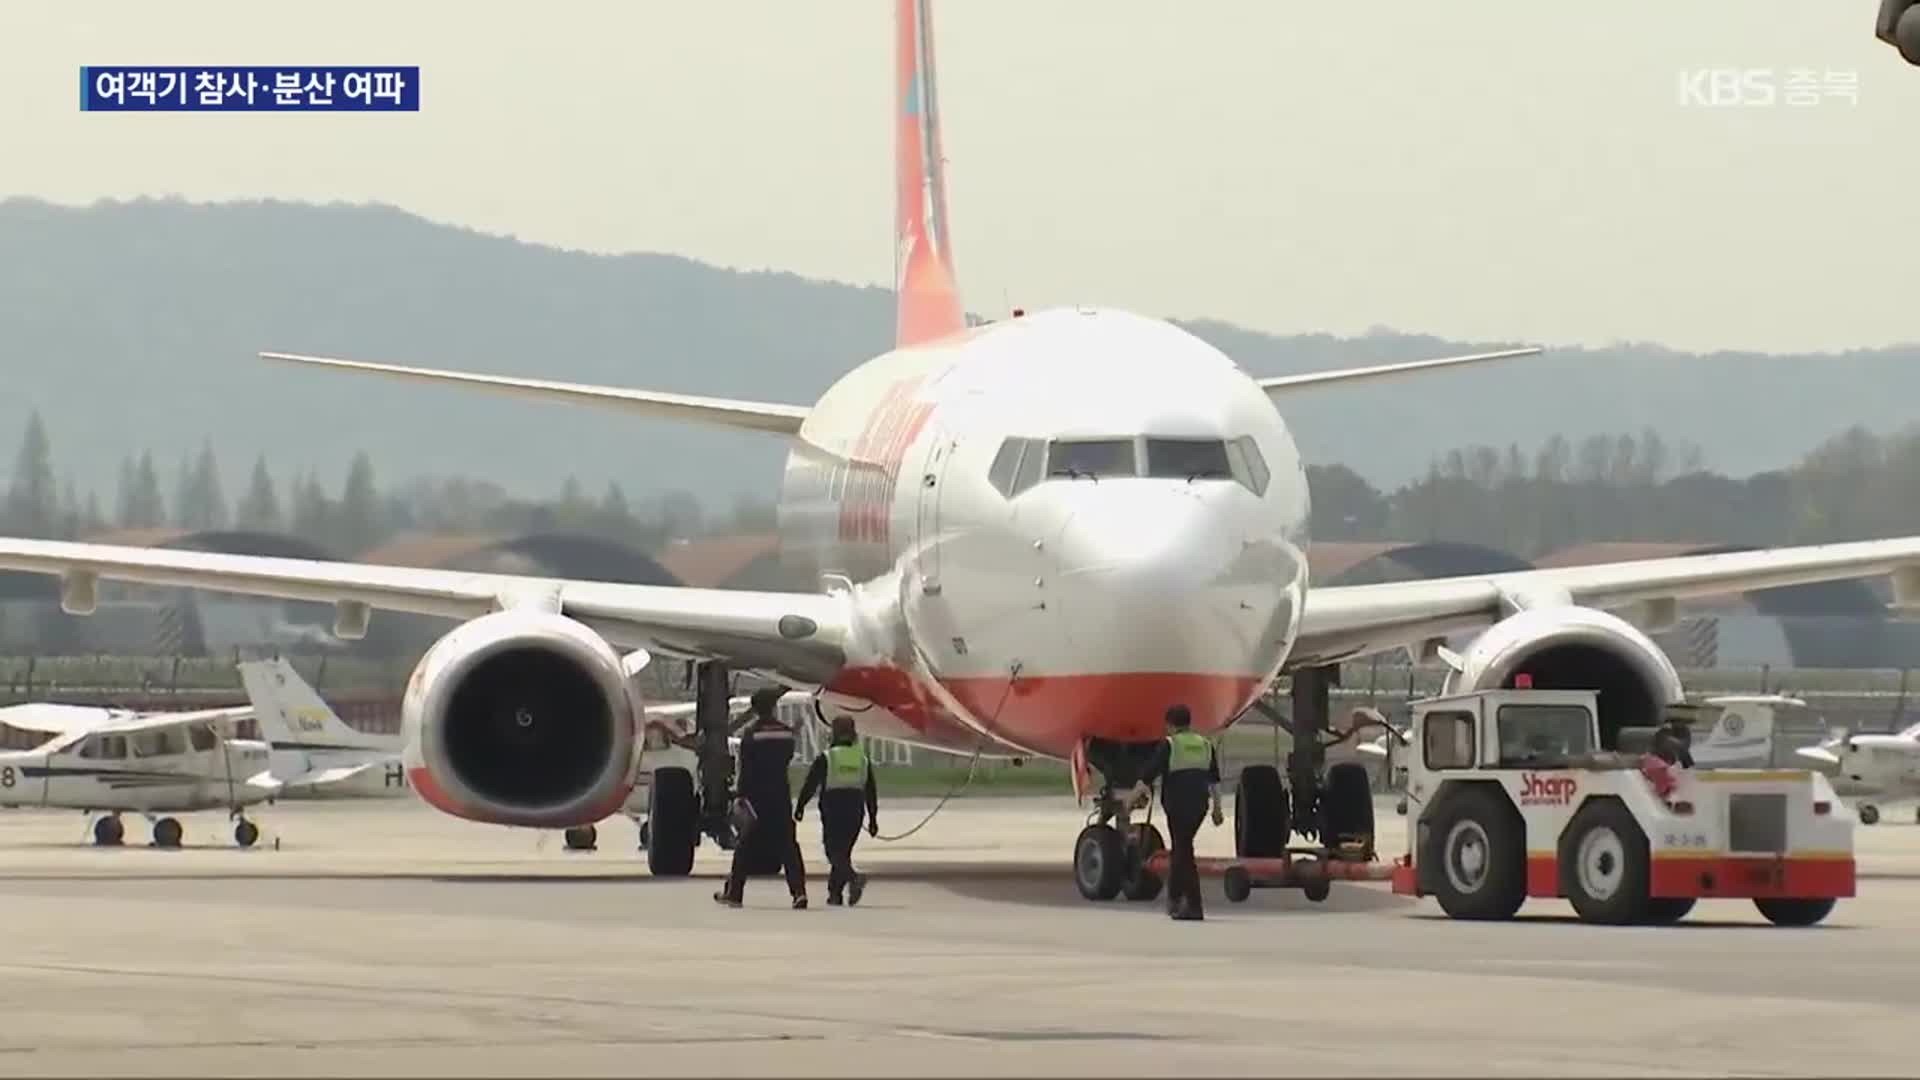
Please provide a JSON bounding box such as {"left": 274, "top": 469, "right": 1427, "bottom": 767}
{"left": 1257, "top": 347, "right": 1544, "bottom": 394}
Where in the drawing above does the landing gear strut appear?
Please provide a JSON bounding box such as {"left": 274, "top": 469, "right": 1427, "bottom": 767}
{"left": 1075, "top": 740, "right": 1165, "bottom": 902}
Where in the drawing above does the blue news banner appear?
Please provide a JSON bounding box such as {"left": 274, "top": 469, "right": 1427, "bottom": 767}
{"left": 81, "top": 66, "right": 419, "bottom": 111}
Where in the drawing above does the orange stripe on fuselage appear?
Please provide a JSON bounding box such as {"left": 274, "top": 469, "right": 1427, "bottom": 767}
{"left": 827, "top": 665, "right": 1261, "bottom": 758}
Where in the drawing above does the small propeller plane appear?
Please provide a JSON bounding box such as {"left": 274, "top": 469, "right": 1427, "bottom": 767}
{"left": 0, "top": 702, "right": 270, "bottom": 848}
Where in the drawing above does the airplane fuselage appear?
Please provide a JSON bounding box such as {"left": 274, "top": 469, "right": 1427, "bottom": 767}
{"left": 775, "top": 306, "right": 1310, "bottom": 758}
{"left": 0, "top": 738, "right": 273, "bottom": 814}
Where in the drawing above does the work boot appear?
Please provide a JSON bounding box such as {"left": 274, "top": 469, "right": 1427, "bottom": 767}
{"left": 827, "top": 892, "right": 844, "bottom": 907}
{"left": 713, "top": 889, "right": 741, "bottom": 909}
{"left": 791, "top": 894, "right": 808, "bottom": 910}
{"left": 848, "top": 873, "right": 867, "bottom": 907}
{"left": 1170, "top": 908, "right": 1204, "bottom": 922}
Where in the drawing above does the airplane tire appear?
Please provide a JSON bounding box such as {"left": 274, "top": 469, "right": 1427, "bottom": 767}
{"left": 1074, "top": 824, "right": 1126, "bottom": 901}
{"left": 1234, "top": 765, "right": 1289, "bottom": 858}
{"left": 1322, "top": 763, "right": 1375, "bottom": 850}
{"left": 647, "top": 768, "right": 698, "bottom": 877}
{"left": 563, "top": 824, "right": 598, "bottom": 851}
{"left": 1859, "top": 804, "right": 1881, "bottom": 826}
{"left": 234, "top": 820, "right": 259, "bottom": 848}
{"left": 93, "top": 816, "right": 124, "bottom": 847}
{"left": 153, "top": 817, "right": 184, "bottom": 849}
{"left": 1755, "top": 897, "right": 1837, "bottom": 927}
{"left": 1562, "top": 800, "right": 1652, "bottom": 925}
{"left": 1426, "top": 786, "right": 1526, "bottom": 920}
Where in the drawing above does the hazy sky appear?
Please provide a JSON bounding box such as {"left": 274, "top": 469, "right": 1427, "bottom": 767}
{"left": 4, "top": 1, "right": 1914, "bottom": 355}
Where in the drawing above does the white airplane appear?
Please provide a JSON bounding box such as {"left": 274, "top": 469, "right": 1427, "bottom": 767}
{"left": 6, "top": 0, "right": 1920, "bottom": 898}
{"left": 0, "top": 702, "right": 270, "bottom": 847}
{"left": 238, "top": 657, "right": 410, "bottom": 800}
{"left": 1797, "top": 721, "right": 1920, "bottom": 825}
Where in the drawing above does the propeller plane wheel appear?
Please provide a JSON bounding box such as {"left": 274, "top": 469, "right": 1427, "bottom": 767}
{"left": 92, "top": 816, "right": 124, "bottom": 847}
{"left": 563, "top": 824, "right": 598, "bottom": 851}
{"left": 1859, "top": 804, "right": 1880, "bottom": 826}
{"left": 234, "top": 820, "right": 260, "bottom": 848}
{"left": 152, "top": 817, "right": 184, "bottom": 849}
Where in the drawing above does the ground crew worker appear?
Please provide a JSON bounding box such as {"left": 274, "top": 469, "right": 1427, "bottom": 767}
{"left": 714, "top": 687, "right": 810, "bottom": 909}
{"left": 1135, "top": 704, "right": 1224, "bottom": 921}
{"left": 795, "top": 715, "right": 879, "bottom": 907}
{"left": 1652, "top": 712, "right": 1695, "bottom": 768}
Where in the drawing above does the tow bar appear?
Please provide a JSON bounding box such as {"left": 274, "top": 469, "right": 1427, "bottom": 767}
{"left": 1143, "top": 846, "right": 1395, "bottom": 903}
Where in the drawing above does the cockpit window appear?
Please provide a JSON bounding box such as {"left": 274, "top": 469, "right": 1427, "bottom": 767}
{"left": 988, "top": 438, "right": 1046, "bottom": 498}
{"left": 1146, "top": 439, "right": 1231, "bottom": 480}
{"left": 988, "top": 439, "right": 1023, "bottom": 494}
{"left": 1047, "top": 439, "right": 1136, "bottom": 479}
{"left": 1226, "top": 436, "right": 1271, "bottom": 495}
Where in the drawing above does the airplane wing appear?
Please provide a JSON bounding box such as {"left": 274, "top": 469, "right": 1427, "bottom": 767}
{"left": 1291, "top": 537, "right": 1920, "bottom": 668}
{"left": 0, "top": 703, "right": 127, "bottom": 734}
{"left": 96, "top": 706, "right": 256, "bottom": 736}
{"left": 0, "top": 702, "right": 252, "bottom": 735}
{"left": 263, "top": 352, "right": 809, "bottom": 436}
{"left": 1256, "top": 348, "right": 1542, "bottom": 394}
{"left": 0, "top": 538, "right": 849, "bottom": 686}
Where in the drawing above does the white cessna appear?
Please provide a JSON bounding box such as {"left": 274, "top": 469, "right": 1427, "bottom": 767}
{"left": 6, "top": 0, "right": 1920, "bottom": 896}
{"left": 0, "top": 701, "right": 268, "bottom": 847}
{"left": 1797, "top": 721, "right": 1920, "bottom": 824}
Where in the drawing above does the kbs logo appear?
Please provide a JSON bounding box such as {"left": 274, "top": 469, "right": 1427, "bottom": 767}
{"left": 1519, "top": 772, "right": 1576, "bottom": 806}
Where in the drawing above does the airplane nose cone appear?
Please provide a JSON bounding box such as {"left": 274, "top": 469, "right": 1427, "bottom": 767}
{"left": 1046, "top": 487, "right": 1296, "bottom": 735}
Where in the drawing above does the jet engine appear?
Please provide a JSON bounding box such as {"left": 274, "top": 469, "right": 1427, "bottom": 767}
{"left": 1439, "top": 606, "right": 1684, "bottom": 748}
{"left": 401, "top": 610, "right": 642, "bottom": 828}
{"left": 1879, "top": 0, "right": 1920, "bottom": 64}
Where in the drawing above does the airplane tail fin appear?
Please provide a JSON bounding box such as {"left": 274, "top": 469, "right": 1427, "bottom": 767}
{"left": 894, "top": 0, "right": 966, "bottom": 348}
{"left": 238, "top": 658, "right": 391, "bottom": 752}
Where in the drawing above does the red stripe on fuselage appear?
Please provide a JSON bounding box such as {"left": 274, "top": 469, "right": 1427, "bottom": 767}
{"left": 827, "top": 665, "right": 1260, "bottom": 758}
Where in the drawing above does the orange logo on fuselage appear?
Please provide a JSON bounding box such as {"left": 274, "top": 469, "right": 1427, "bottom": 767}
{"left": 837, "top": 377, "right": 935, "bottom": 547}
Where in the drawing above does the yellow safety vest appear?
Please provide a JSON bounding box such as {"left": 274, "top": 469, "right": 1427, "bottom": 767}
{"left": 1168, "top": 730, "right": 1211, "bottom": 773}
{"left": 826, "top": 743, "right": 870, "bottom": 790}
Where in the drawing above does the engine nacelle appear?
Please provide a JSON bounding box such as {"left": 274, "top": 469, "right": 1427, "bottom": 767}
{"left": 402, "top": 610, "right": 642, "bottom": 828}
{"left": 1439, "top": 606, "right": 1684, "bottom": 748}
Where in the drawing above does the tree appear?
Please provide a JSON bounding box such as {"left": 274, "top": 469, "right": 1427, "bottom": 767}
{"left": 289, "top": 470, "right": 332, "bottom": 545}
{"left": 3, "top": 411, "right": 57, "bottom": 538}
{"left": 235, "top": 457, "right": 283, "bottom": 531}
{"left": 1305, "top": 464, "right": 1387, "bottom": 539}
{"left": 336, "top": 453, "right": 381, "bottom": 553}
{"left": 120, "top": 451, "right": 166, "bottom": 528}
{"left": 176, "top": 441, "right": 228, "bottom": 530}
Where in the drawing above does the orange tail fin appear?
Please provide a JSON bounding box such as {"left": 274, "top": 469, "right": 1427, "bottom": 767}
{"left": 894, "top": 0, "right": 966, "bottom": 348}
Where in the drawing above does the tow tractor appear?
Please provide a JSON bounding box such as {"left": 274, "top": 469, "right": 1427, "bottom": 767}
{"left": 1391, "top": 688, "right": 1855, "bottom": 925}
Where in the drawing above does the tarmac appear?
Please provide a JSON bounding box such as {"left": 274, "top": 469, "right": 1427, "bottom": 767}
{"left": 0, "top": 794, "right": 1917, "bottom": 1076}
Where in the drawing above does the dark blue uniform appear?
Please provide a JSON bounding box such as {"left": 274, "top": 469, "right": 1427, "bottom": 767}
{"left": 719, "top": 716, "right": 808, "bottom": 904}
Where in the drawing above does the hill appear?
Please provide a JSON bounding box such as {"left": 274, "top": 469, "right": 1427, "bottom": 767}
{"left": 2, "top": 196, "right": 1914, "bottom": 501}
